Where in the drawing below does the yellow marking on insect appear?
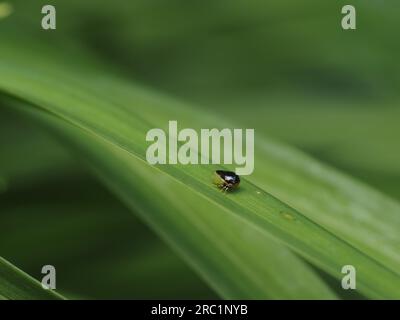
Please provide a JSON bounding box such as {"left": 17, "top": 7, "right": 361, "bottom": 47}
{"left": 213, "top": 170, "right": 240, "bottom": 192}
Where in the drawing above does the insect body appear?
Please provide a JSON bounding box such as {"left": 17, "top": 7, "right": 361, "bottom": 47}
{"left": 213, "top": 170, "right": 240, "bottom": 192}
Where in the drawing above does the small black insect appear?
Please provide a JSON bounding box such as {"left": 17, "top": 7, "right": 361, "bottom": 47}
{"left": 213, "top": 170, "right": 240, "bottom": 192}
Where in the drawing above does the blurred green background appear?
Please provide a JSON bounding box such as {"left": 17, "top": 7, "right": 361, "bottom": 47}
{"left": 0, "top": 0, "right": 399, "bottom": 299}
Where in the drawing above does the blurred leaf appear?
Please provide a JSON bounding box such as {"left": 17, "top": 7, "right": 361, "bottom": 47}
{"left": 0, "top": 256, "right": 64, "bottom": 300}
{"left": 0, "top": 169, "right": 218, "bottom": 299}
{"left": 0, "top": 107, "right": 79, "bottom": 191}
{"left": 0, "top": 42, "right": 337, "bottom": 299}
{"left": 0, "top": 39, "right": 399, "bottom": 299}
